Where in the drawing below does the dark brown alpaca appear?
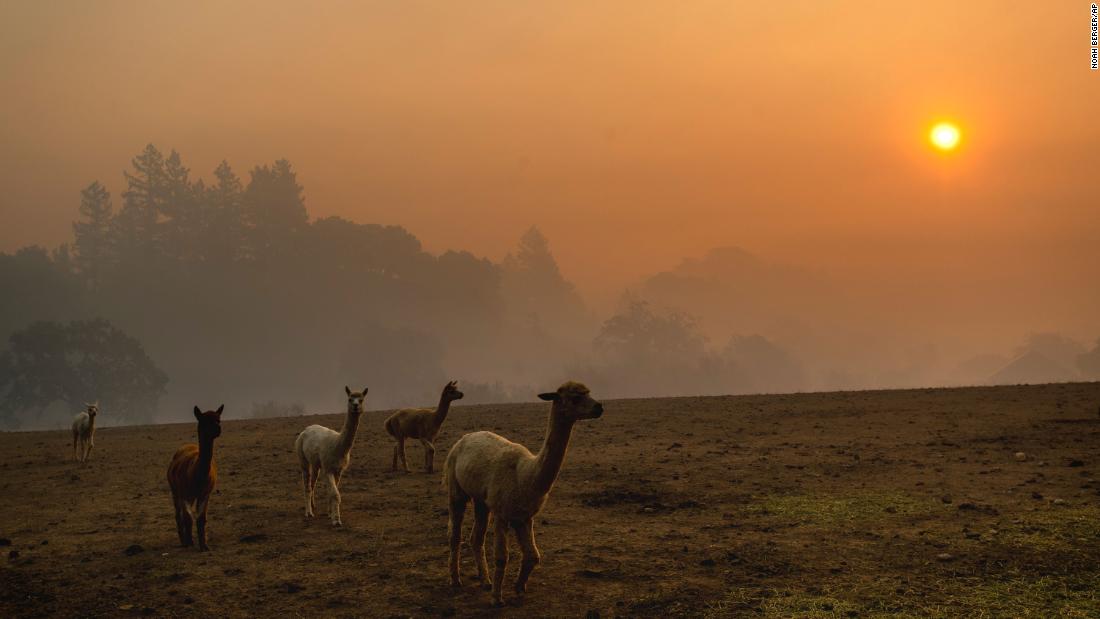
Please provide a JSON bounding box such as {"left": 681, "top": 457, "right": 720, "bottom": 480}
{"left": 167, "top": 406, "right": 222, "bottom": 551}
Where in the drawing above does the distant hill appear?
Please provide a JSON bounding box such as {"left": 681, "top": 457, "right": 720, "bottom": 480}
{"left": 988, "top": 350, "right": 1080, "bottom": 385}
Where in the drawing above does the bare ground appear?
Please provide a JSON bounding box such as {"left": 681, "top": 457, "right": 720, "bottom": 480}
{"left": 2, "top": 382, "right": 1099, "bottom": 617}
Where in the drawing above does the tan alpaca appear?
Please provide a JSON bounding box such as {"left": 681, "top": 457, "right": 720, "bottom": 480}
{"left": 443, "top": 381, "right": 603, "bottom": 606}
{"left": 384, "top": 381, "right": 464, "bottom": 473}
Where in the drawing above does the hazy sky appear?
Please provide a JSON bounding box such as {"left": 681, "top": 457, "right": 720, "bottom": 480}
{"left": 2, "top": 2, "right": 1098, "bottom": 339}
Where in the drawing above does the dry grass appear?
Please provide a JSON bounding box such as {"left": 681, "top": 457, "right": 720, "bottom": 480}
{"left": 1, "top": 381, "right": 1098, "bottom": 616}
{"left": 743, "top": 492, "right": 934, "bottom": 527}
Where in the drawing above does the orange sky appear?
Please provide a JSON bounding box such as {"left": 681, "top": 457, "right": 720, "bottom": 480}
{"left": 2, "top": 2, "right": 1098, "bottom": 340}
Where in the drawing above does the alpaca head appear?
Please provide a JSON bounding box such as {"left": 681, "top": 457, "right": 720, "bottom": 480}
{"left": 192, "top": 405, "right": 224, "bottom": 440}
{"left": 442, "top": 380, "right": 464, "bottom": 402}
{"left": 344, "top": 386, "right": 368, "bottom": 414}
{"left": 538, "top": 381, "right": 603, "bottom": 421}
{"left": 85, "top": 402, "right": 99, "bottom": 419}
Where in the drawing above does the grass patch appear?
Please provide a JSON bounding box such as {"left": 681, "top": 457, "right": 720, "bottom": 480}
{"left": 996, "top": 506, "right": 1100, "bottom": 552}
{"left": 743, "top": 492, "right": 932, "bottom": 527}
{"left": 927, "top": 574, "right": 1100, "bottom": 618}
{"left": 704, "top": 574, "right": 1100, "bottom": 618}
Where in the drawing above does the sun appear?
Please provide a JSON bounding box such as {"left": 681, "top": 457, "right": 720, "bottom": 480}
{"left": 929, "top": 122, "right": 961, "bottom": 151}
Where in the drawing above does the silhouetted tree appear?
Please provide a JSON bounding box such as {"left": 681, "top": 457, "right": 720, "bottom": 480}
{"left": 114, "top": 144, "right": 166, "bottom": 268}
{"left": 205, "top": 160, "right": 247, "bottom": 264}
{"left": 245, "top": 159, "right": 307, "bottom": 260}
{"left": 595, "top": 300, "right": 706, "bottom": 362}
{"left": 0, "top": 319, "right": 168, "bottom": 428}
{"left": 501, "top": 226, "right": 586, "bottom": 332}
{"left": 588, "top": 300, "right": 728, "bottom": 397}
{"left": 159, "top": 149, "right": 202, "bottom": 264}
{"left": 72, "top": 181, "right": 114, "bottom": 288}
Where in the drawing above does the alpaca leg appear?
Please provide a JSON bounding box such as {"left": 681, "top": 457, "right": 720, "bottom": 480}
{"left": 84, "top": 436, "right": 94, "bottom": 461}
{"left": 326, "top": 473, "right": 342, "bottom": 526}
{"left": 308, "top": 464, "right": 320, "bottom": 514}
{"left": 448, "top": 494, "right": 468, "bottom": 587}
{"left": 398, "top": 439, "right": 410, "bottom": 472}
{"left": 301, "top": 465, "right": 314, "bottom": 517}
{"left": 391, "top": 440, "right": 400, "bottom": 471}
{"left": 471, "top": 501, "right": 491, "bottom": 586}
{"left": 513, "top": 519, "right": 541, "bottom": 594}
{"left": 172, "top": 495, "right": 187, "bottom": 547}
{"left": 491, "top": 517, "right": 509, "bottom": 606}
{"left": 179, "top": 503, "right": 194, "bottom": 547}
{"left": 72, "top": 433, "right": 78, "bottom": 461}
{"left": 420, "top": 439, "right": 436, "bottom": 473}
{"left": 196, "top": 499, "right": 211, "bottom": 551}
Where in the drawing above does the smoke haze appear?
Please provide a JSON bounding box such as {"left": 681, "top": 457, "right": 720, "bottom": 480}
{"left": 1, "top": 2, "right": 1098, "bottom": 427}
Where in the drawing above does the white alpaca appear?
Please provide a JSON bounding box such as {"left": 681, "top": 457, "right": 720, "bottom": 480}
{"left": 71, "top": 402, "right": 99, "bottom": 463}
{"left": 444, "top": 381, "right": 603, "bottom": 606}
{"left": 294, "top": 386, "right": 367, "bottom": 526}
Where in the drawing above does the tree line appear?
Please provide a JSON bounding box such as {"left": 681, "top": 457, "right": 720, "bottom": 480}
{"left": 0, "top": 145, "right": 592, "bottom": 428}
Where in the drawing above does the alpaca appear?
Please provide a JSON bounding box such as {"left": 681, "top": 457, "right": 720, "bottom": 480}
{"left": 384, "top": 380, "right": 464, "bottom": 473}
{"left": 294, "top": 386, "right": 368, "bottom": 526}
{"left": 167, "top": 406, "right": 223, "bottom": 551}
{"left": 71, "top": 402, "right": 99, "bottom": 462}
{"left": 444, "top": 381, "right": 603, "bottom": 606}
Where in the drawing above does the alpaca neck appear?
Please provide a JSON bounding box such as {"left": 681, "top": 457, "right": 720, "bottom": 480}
{"left": 431, "top": 395, "right": 453, "bottom": 430}
{"left": 337, "top": 409, "right": 362, "bottom": 455}
{"left": 195, "top": 434, "right": 216, "bottom": 482}
{"left": 531, "top": 413, "right": 576, "bottom": 496}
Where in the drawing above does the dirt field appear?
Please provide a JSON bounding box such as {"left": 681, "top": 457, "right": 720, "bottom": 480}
{"left": 2, "top": 382, "right": 1099, "bottom": 618}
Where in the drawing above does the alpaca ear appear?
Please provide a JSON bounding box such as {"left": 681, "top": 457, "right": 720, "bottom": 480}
{"left": 345, "top": 386, "right": 351, "bottom": 396}
{"left": 538, "top": 392, "right": 560, "bottom": 402}
{"left": 361, "top": 387, "right": 369, "bottom": 395}
{"left": 193, "top": 406, "right": 202, "bottom": 420}
{"left": 215, "top": 404, "right": 224, "bottom": 416}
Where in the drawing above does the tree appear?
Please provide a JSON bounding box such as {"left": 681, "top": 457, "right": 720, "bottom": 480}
{"left": 114, "top": 144, "right": 167, "bottom": 266}
{"left": 588, "top": 300, "right": 724, "bottom": 397}
{"left": 594, "top": 300, "right": 706, "bottom": 363}
{"left": 504, "top": 227, "right": 565, "bottom": 283}
{"left": 0, "top": 319, "right": 168, "bottom": 428}
{"left": 245, "top": 159, "right": 308, "bottom": 259}
{"left": 72, "top": 181, "right": 114, "bottom": 288}
{"left": 499, "top": 227, "right": 589, "bottom": 377}
{"left": 205, "top": 160, "right": 247, "bottom": 265}
{"left": 159, "top": 149, "right": 201, "bottom": 264}
{"left": 501, "top": 226, "right": 586, "bottom": 323}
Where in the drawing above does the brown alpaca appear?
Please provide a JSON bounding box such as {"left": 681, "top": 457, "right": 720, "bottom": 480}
{"left": 384, "top": 381, "right": 464, "bottom": 473}
{"left": 167, "top": 406, "right": 222, "bottom": 551}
